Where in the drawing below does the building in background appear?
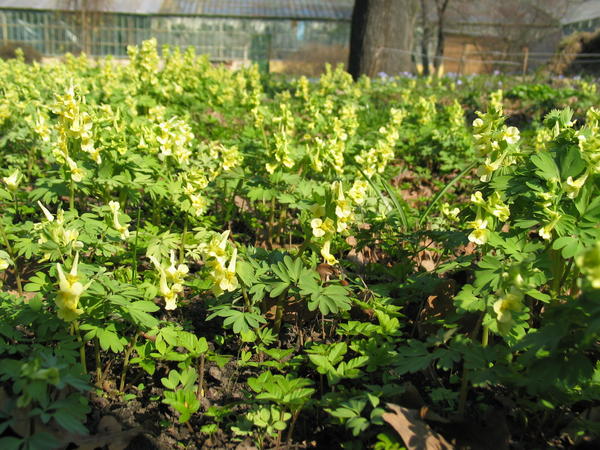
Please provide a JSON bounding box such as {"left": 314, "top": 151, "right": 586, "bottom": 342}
{"left": 0, "top": 0, "right": 352, "bottom": 74}
{"left": 562, "top": 0, "right": 600, "bottom": 35}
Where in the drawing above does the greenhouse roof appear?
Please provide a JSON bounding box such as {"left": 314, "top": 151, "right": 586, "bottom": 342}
{"left": 0, "top": 0, "right": 354, "bottom": 20}
{"left": 562, "top": 0, "right": 600, "bottom": 25}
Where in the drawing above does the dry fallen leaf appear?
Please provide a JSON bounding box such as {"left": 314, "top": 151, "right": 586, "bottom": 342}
{"left": 382, "top": 403, "right": 454, "bottom": 450}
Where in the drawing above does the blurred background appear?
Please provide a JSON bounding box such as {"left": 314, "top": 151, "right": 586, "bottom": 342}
{"left": 0, "top": 0, "right": 597, "bottom": 77}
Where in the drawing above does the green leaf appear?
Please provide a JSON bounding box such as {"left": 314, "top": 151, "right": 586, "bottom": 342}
{"left": 531, "top": 152, "right": 560, "bottom": 181}
{"left": 454, "top": 284, "right": 485, "bottom": 312}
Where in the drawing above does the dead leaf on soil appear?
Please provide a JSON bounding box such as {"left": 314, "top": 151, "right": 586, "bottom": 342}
{"left": 72, "top": 426, "right": 143, "bottom": 450}
{"left": 383, "top": 403, "right": 453, "bottom": 450}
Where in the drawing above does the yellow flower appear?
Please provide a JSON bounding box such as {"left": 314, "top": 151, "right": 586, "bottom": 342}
{"left": 488, "top": 193, "right": 510, "bottom": 222}
{"left": 348, "top": 179, "right": 368, "bottom": 204}
{"left": 55, "top": 253, "right": 91, "bottom": 322}
{"left": 190, "top": 193, "right": 208, "bottom": 216}
{"left": 539, "top": 211, "right": 561, "bottom": 241}
{"left": 108, "top": 201, "right": 129, "bottom": 239}
{"left": 477, "top": 158, "right": 501, "bottom": 182}
{"left": 470, "top": 191, "right": 485, "bottom": 207}
{"left": 208, "top": 248, "right": 239, "bottom": 296}
{"left": 0, "top": 253, "right": 9, "bottom": 270}
{"left": 320, "top": 240, "right": 338, "bottom": 265}
{"left": 38, "top": 201, "right": 55, "bottom": 222}
{"left": 166, "top": 251, "right": 189, "bottom": 284}
{"left": 503, "top": 126, "right": 520, "bottom": 145}
{"left": 66, "top": 156, "right": 84, "bottom": 182}
{"left": 441, "top": 203, "right": 460, "bottom": 221}
{"left": 335, "top": 199, "right": 352, "bottom": 220}
{"left": 311, "top": 217, "right": 335, "bottom": 238}
{"left": 150, "top": 254, "right": 186, "bottom": 310}
{"left": 3, "top": 169, "right": 22, "bottom": 191}
{"left": 219, "top": 248, "right": 238, "bottom": 292}
{"left": 493, "top": 287, "right": 523, "bottom": 324}
{"left": 472, "top": 118, "right": 484, "bottom": 129}
{"left": 467, "top": 219, "right": 489, "bottom": 245}
{"left": 565, "top": 173, "right": 588, "bottom": 199}
{"left": 207, "top": 230, "right": 230, "bottom": 265}
{"left": 265, "top": 162, "right": 277, "bottom": 174}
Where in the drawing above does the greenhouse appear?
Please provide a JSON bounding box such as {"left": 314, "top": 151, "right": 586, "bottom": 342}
{"left": 0, "top": 0, "right": 352, "bottom": 66}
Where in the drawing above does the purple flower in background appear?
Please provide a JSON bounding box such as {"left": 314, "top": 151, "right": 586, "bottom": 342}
{"left": 493, "top": 70, "right": 501, "bottom": 76}
{"left": 378, "top": 71, "right": 389, "bottom": 79}
{"left": 456, "top": 79, "right": 463, "bottom": 85}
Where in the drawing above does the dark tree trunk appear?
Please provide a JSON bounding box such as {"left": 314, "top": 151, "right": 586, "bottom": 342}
{"left": 419, "top": 0, "right": 431, "bottom": 75}
{"left": 433, "top": 0, "right": 450, "bottom": 71}
{"left": 348, "top": 0, "right": 418, "bottom": 80}
{"left": 348, "top": 0, "right": 369, "bottom": 79}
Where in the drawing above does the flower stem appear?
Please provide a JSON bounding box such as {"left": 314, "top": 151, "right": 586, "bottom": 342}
{"left": 94, "top": 337, "right": 102, "bottom": 386}
{"left": 180, "top": 213, "right": 188, "bottom": 265}
{"left": 119, "top": 333, "right": 138, "bottom": 392}
{"left": 69, "top": 177, "right": 75, "bottom": 211}
{"left": 131, "top": 205, "right": 142, "bottom": 285}
{"left": 196, "top": 353, "right": 206, "bottom": 401}
{"left": 481, "top": 324, "right": 489, "bottom": 347}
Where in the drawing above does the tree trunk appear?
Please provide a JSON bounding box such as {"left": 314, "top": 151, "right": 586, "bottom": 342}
{"left": 419, "top": 0, "right": 431, "bottom": 75}
{"left": 349, "top": 0, "right": 418, "bottom": 79}
{"left": 433, "top": 0, "right": 449, "bottom": 71}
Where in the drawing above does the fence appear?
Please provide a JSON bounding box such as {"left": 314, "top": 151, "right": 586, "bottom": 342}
{"left": 0, "top": 8, "right": 350, "bottom": 66}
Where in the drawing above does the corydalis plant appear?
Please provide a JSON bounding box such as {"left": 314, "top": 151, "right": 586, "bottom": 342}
{"left": 55, "top": 252, "right": 92, "bottom": 321}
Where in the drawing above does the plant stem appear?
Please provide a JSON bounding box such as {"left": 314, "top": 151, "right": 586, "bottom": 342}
{"left": 73, "top": 321, "right": 87, "bottom": 374}
{"left": 481, "top": 324, "right": 489, "bottom": 347}
{"left": 274, "top": 302, "right": 284, "bottom": 336}
{"left": 69, "top": 177, "right": 75, "bottom": 211}
{"left": 131, "top": 205, "right": 142, "bottom": 285}
{"left": 119, "top": 333, "right": 138, "bottom": 392}
{"left": 286, "top": 409, "right": 301, "bottom": 448}
{"left": 196, "top": 353, "right": 206, "bottom": 401}
{"left": 94, "top": 338, "right": 102, "bottom": 386}
{"left": 180, "top": 213, "right": 188, "bottom": 265}
{"left": 267, "top": 197, "right": 276, "bottom": 249}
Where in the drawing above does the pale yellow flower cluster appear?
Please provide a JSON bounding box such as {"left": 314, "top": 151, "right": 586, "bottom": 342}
{"left": 441, "top": 202, "right": 460, "bottom": 222}
{"left": 472, "top": 92, "right": 520, "bottom": 182}
{"left": 157, "top": 117, "right": 194, "bottom": 165}
{"left": 266, "top": 126, "right": 294, "bottom": 174}
{"left": 201, "top": 231, "right": 239, "bottom": 296}
{"left": 355, "top": 108, "right": 406, "bottom": 178}
{"left": 55, "top": 252, "right": 92, "bottom": 321}
{"left": 127, "top": 38, "right": 160, "bottom": 88}
{"left": 309, "top": 180, "right": 361, "bottom": 265}
{"left": 53, "top": 84, "right": 100, "bottom": 168}
{"left": 467, "top": 191, "right": 510, "bottom": 246}
{"left": 108, "top": 201, "right": 130, "bottom": 240}
{"left": 149, "top": 251, "right": 189, "bottom": 310}
{"left": 416, "top": 96, "right": 436, "bottom": 126}
{"left": 36, "top": 202, "right": 83, "bottom": 257}
{"left": 576, "top": 108, "right": 600, "bottom": 174}
{"left": 348, "top": 179, "right": 369, "bottom": 205}
{"left": 266, "top": 102, "right": 295, "bottom": 174}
